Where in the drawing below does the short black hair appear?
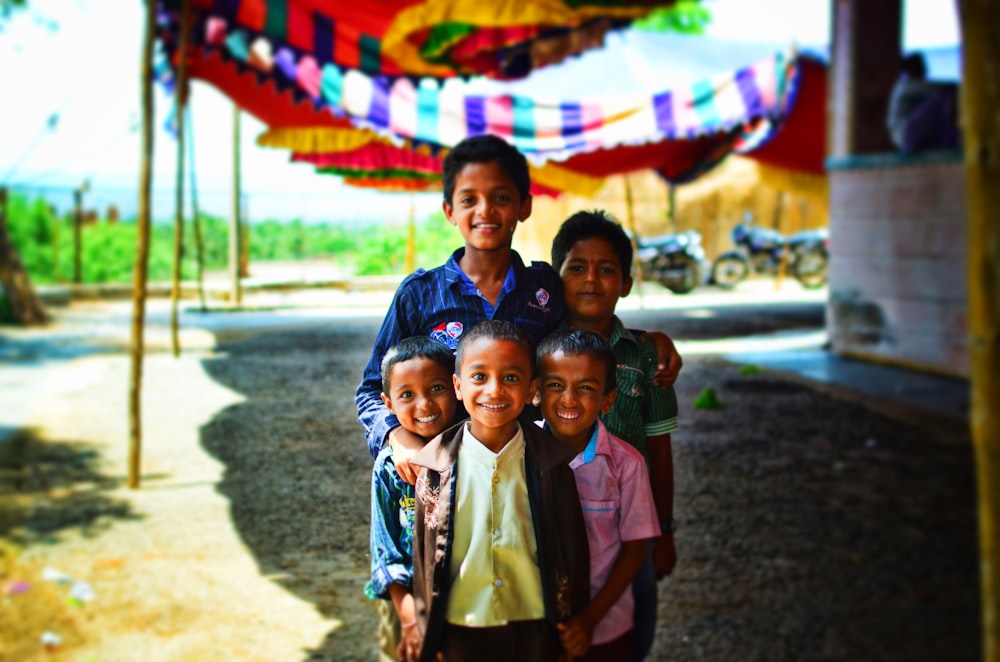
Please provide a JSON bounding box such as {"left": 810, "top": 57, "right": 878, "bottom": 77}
{"left": 441, "top": 134, "right": 530, "bottom": 204}
{"left": 551, "top": 209, "right": 633, "bottom": 276}
{"left": 380, "top": 336, "right": 456, "bottom": 394}
{"left": 455, "top": 320, "right": 533, "bottom": 376}
{"left": 537, "top": 327, "right": 617, "bottom": 394}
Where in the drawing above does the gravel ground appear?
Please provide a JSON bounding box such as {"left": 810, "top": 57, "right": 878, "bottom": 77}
{"left": 0, "top": 295, "right": 980, "bottom": 661}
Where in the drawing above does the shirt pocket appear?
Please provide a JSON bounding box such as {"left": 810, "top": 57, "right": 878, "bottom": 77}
{"left": 579, "top": 498, "right": 621, "bottom": 550}
{"left": 616, "top": 364, "right": 646, "bottom": 401}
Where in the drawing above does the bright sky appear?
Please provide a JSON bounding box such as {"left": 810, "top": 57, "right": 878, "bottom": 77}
{"left": 0, "top": 0, "right": 961, "bottom": 223}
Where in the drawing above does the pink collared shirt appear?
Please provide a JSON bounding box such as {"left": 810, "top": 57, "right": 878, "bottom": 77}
{"left": 568, "top": 420, "right": 659, "bottom": 645}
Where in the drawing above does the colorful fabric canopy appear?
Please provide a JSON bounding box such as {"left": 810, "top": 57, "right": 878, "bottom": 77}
{"left": 161, "top": 0, "right": 667, "bottom": 80}
{"left": 163, "top": 11, "right": 791, "bottom": 160}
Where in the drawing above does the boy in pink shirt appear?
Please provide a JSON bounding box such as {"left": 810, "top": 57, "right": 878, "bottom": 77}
{"left": 536, "top": 327, "right": 659, "bottom": 660}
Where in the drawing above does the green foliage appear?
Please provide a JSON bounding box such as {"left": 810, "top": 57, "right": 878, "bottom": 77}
{"left": 5, "top": 192, "right": 462, "bottom": 284}
{"left": 633, "top": 0, "right": 712, "bottom": 34}
{"left": 354, "top": 210, "right": 458, "bottom": 276}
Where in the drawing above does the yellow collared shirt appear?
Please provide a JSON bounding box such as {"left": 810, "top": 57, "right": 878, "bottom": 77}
{"left": 446, "top": 423, "right": 544, "bottom": 626}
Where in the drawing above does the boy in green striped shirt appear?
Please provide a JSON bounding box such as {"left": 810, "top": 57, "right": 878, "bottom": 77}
{"left": 551, "top": 209, "right": 679, "bottom": 662}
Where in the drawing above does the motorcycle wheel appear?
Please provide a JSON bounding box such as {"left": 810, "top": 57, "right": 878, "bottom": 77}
{"left": 711, "top": 253, "right": 749, "bottom": 290}
{"left": 662, "top": 258, "right": 700, "bottom": 295}
{"left": 793, "top": 249, "right": 828, "bottom": 289}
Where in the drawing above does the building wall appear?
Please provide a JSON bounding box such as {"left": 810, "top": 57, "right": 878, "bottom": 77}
{"left": 828, "top": 157, "right": 968, "bottom": 376}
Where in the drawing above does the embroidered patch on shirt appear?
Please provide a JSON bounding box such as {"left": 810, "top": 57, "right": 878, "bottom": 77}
{"left": 527, "top": 288, "right": 551, "bottom": 313}
{"left": 430, "top": 321, "right": 464, "bottom": 349}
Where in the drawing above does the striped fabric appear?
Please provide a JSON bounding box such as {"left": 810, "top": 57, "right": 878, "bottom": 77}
{"left": 162, "top": 0, "right": 659, "bottom": 79}
{"left": 170, "top": 12, "right": 791, "bottom": 159}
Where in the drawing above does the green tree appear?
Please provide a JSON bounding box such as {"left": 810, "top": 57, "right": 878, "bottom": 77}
{"left": 633, "top": 0, "right": 712, "bottom": 34}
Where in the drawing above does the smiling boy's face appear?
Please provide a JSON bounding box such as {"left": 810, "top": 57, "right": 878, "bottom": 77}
{"left": 453, "top": 336, "right": 536, "bottom": 451}
{"left": 558, "top": 236, "right": 633, "bottom": 328}
{"left": 442, "top": 161, "right": 532, "bottom": 254}
{"left": 537, "top": 350, "right": 616, "bottom": 452}
{"left": 381, "top": 356, "right": 457, "bottom": 441}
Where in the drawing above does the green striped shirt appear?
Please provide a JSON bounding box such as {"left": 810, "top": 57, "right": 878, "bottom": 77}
{"left": 599, "top": 317, "right": 679, "bottom": 462}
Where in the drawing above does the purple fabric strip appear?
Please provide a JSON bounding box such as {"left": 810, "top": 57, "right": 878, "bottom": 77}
{"left": 464, "top": 96, "right": 487, "bottom": 136}
{"left": 560, "top": 102, "right": 586, "bottom": 151}
{"left": 653, "top": 90, "right": 675, "bottom": 137}
{"left": 735, "top": 67, "right": 764, "bottom": 118}
{"left": 367, "top": 75, "right": 391, "bottom": 128}
{"left": 313, "top": 12, "right": 334, "bottom": 63}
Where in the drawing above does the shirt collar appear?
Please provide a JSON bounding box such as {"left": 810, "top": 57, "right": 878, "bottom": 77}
{"left": 444, "top": 248, "right": 526, "bottom": 290}
{"left": 608, "top": 315, "right": 639, "bottom": 348}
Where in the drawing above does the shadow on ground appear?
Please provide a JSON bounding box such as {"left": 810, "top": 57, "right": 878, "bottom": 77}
{"left": 0, "top": 428, "right": 137, "bottom": 545}
{"left": 198, "top": 319, "right": 382, "bottom": 661}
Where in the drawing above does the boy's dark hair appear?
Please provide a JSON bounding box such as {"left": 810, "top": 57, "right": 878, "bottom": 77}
{"left": 380, "top": 335, "right": 456, "bottom": 394}
{"left": 537, "top": 327, "right": 618, "bottom": 394}
{"left": 441, "top": 134, "right": 531, "bottom": 204}
{"left": 901, "top": 52, "right": 927, "bottom": 79}
{"left": 455, "top": 320, "right": 534, "bottom": 376}
{"left": 550, "top": 209, "right": 634, "bottom": 277}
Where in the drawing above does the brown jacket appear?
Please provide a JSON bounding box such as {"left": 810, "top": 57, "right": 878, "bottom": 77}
{"left": 411, "top": 417, "right": 590, "bottom": 662}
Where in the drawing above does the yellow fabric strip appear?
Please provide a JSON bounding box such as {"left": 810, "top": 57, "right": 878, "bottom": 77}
{"left": 382, "top": 1, "right": 654, "bottom": 76}
{"left": 530, "top": 161, "right": 605, "bottom": 197}
{"left": 255, "top": 127, "right": 389, "bottom": 153}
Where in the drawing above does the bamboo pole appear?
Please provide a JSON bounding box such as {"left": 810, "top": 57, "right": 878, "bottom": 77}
{"left": 773, "top": 190, "right": 788, "bottom": 290}
{"left": 186, "top": 106, "right": 207, "bottom": 311}
{"left": 230, "top": 104, "right": 242, "bottom": 307}
{"left": 128, "top": 0, "right": 156, "bottom": 489}
{"left": 956, "top": 1, "right": 1000, "bottom": 659}
{"left": 622, "top": 174, "right": 645, "bottom": 308}
{"left": 405, "top": 193, "right": 416, "bottom": 274}
{"left": 170, "top": 0, "right": 192, "bottom": 358}
{"left": 72, "top": 185, "right": 82, "bottom": 283}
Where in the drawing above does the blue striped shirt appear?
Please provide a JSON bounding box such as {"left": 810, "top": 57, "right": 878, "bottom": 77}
{"left": 356, "top": 248, "right": 566, "bottom": 458}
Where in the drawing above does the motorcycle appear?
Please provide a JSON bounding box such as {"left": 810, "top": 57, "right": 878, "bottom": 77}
{"left": 632, "top": 229, "right": 708, "bottom": 295}
{"left": 710, "top": 222, "right": 829, "bottom": 290}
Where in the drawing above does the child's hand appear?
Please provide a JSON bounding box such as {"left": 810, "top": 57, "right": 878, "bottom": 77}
{"left": 557, "top": 617, "right": 593, "bottom": 657}
{"left": 646, "top": 331, "right": 683, "bottom": 386}
{"left": 396, "top": 620, "right": 422, "bottom": 662}
{"left": 388, "top": 426, "right": 426, "bottom": 485}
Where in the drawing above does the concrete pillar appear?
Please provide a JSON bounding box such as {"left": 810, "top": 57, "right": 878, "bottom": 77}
{"left": 829, "top": 0, "right": 903, "bottom": 157}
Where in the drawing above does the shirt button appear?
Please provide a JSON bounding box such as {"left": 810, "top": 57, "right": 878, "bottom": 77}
{"left": 494, "top": 579, "right": 502, "bottom": 587}
{"left": 494, "top": 529, "right": 502, "bottom": 537}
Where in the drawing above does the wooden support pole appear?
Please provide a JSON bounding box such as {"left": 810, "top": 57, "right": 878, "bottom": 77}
{"left": 186, "top": 106, "right": 207, "bottom": 311}
{"left": 230, "top": 104, "right": 242, "bottom": 307}
{"left": 73, "top": 186, "right": 82, "bottom": 283}
{"left": 957, "top": 1, "right": 1000, "bottom": 659}
{"left": 622, "top": 174, "right": 644, "bottom": 308}
{"left": 170, "top": 0, "right": 192, "bottom": 358}
{"left": 128, "top": 0, "right": 157, "bottom": 489}
{"left": 405, "top": 194, "right": 416, "bottom": 274}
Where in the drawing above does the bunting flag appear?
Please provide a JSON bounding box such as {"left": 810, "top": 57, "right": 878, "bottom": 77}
{"left": 160, "top": 0, "right": 667, "bottom": 80}
{"left": 162, "top": 10, "right": 791, "bottom": 158}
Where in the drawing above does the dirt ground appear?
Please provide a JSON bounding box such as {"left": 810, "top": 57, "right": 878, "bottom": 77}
{"left": 0, "top": 288, "right": 981, "bottom": 661}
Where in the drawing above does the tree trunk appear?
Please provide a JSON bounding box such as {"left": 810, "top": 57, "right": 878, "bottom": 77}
{"left": 957, "top": 1, "right": 1000, "bottom": 659}
{"left": 0, "top": 187, "right": 47, "bottom": 326}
